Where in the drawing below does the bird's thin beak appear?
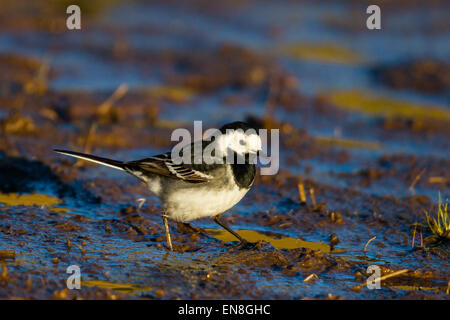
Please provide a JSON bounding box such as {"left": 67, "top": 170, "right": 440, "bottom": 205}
{"left": 257, "top": 150, "right": 271, "bottom": 162}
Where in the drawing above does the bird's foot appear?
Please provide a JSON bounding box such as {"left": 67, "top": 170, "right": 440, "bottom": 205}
{"left": 234, "top": 240, "right": 259, "bottom": 250}
{"left": 177, "top": 222, "right": 209, "bottom": 237}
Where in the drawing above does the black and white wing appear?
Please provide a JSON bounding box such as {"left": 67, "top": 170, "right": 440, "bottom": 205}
{"left": 124, "top": 152, "right": 214, "bottom": 183}
{"left": 54, "top": 140, "right": 218, "bottom": 184}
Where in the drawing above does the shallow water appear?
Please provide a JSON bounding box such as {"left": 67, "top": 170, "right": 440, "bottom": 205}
{"left": 0, "top": 0, "right": 449, "bottom": 299}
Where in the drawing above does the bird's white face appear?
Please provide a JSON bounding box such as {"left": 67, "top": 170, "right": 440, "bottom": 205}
{"left": 218, "top": 129, "right": 262, "bottom": 156}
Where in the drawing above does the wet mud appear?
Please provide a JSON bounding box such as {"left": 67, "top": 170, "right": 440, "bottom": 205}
{"left": 0, "top": 0, "right": 449, "bottom": 299}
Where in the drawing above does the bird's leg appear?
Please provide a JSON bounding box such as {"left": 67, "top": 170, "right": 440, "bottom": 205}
{"left": 179, "top": 222, "right": 209, "bottom": 237}
{"left": 182, "top": 222, "right": 196, "bottom": 232}
{"left": 162, "top": 213, "right": 173, "bottom": 251}
{"left": 213, "top": 215, "right": 248, "bottom": 244}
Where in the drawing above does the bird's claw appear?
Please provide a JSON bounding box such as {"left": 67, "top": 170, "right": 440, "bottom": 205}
{"left": 235, "top": 240, "right": 258, "bottom": 250}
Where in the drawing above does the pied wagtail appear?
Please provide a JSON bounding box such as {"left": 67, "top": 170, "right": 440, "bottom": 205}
{"left": 54, "top": 121, "right": 263, "bottom": 251}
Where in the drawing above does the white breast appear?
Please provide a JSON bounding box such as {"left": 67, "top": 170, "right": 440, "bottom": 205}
{"left": 164, "top": 184, "right": 249, "bottom": 222}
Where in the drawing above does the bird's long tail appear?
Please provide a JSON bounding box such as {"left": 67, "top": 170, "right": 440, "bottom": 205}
{"left": 54, "top": 149, "right": 125, "bottom": 171}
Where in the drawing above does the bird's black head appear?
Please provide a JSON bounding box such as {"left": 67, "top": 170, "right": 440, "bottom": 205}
{"left": 218, "top": 122, "right": 258, "bottom": 188}
{"left": 219, "top": 121, "right": 257, "bottom": 134}
{"left": 214, "top": 121, "right": 262, "bottom": 165}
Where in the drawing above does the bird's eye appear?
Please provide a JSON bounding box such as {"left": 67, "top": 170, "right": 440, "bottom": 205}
{"left": 239, "top": 140, "right": 245, "bottom": 145}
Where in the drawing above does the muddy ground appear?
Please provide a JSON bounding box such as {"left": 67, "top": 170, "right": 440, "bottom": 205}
{"left": 0, "top": 0, "right": 449, "bottom": 299}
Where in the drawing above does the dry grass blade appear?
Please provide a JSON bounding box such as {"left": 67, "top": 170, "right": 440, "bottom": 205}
{"left": 363, "top": 236, "right": 376, "bottom": 255}
{"left": 353, "top": 269, "right": 409, "bottom": 290}
{"left": 0, "top": 250, "right": 15, "bottom": 259}
{"left": 75, "top": 122, "right": 98, "bottom": 167}
{"left": 303, "top": 273, "right": 319, "bottom": 282}
{"left": 309, "top": 188, "right": 316, "bottom": 207}
{"left": 136, "top": 198, "right": 146, "bottom": 212}
{"left": 407, "top": 168, "right": 425, "bottom": 196}
{"left": 97, "top": 83, "right": 128, "bottom": 116}
{"left": 1, "top": 264, "right": 7, "bottom": 280}
{"left": 298, "top": 183, "right": 306, "bottom": 204}
{"left": 75, "top": 84, "right": 129, "bottom": 167}
{"left": 428, "top": 177, "right": 447, "bottom": 185}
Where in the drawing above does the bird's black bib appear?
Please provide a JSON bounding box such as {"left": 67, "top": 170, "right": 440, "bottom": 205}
{"left": 231, "top": 163, "right": 256, "bottom": 189}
